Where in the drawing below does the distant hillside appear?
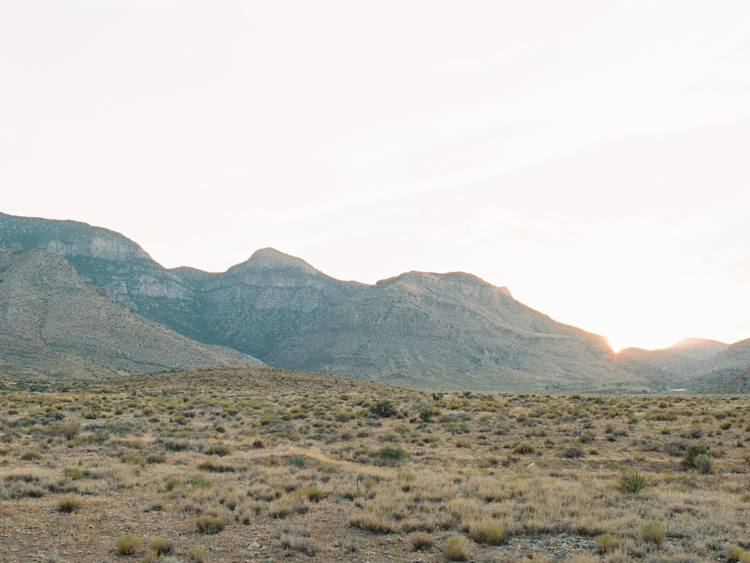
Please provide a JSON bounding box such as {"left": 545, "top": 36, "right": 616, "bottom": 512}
{"left": 0, "top": 241, "right": 262, "bottom": 379}
{"left": 0, "top": 212, "right": 682, "bottom": 390}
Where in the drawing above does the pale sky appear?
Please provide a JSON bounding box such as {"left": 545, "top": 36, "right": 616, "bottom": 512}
{"left": 1, "top": 1, "right": 749, "bottom": 351}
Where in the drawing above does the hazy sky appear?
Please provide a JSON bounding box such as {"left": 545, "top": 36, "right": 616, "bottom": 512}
{"left": 2, "top": 1, "right": 749, "bottom": 351}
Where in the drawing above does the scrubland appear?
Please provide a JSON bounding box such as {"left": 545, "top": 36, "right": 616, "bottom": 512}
{"left": 0, "top": 366, "right": 749, "bottom": 563}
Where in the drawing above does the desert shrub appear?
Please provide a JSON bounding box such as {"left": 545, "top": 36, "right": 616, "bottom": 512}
{"left": 198, "top": 457, "right": 234, "bottom": 472}
{"left": 63, "top": 467, "right": 90, "bottom": 480}
{"left": 189, "top": 546, "right": 206, "bottom": 563}
{"left": 165, "top": 477, "right": 183, "bottom": 491}
{"left": 196, "top": 515, "right": 227, "bottom": 534}
{"left": 695, "top": 454, "right": 715, "bottom": 474}
{"left": 146, "top": 454, "right": 164, "bottom": 464}
{"left": 371, "top": 400, "right": 397, "bottom": 418}
{"left": 204, "top": 444, "right": 232, "bottom": 456}
{"left": 683, "top": 443, "right": 712, "bottom": 467}
{"left": 20, "top": 450, "right": 42, "bottom": 461}
{"left": 47, "top": 420, "right": 80, "bottom": 440}
{"left": 116, "top": 534, "right": 140, "bottom": 555}
{"left": 594, "top": 533, "right": 620, "bottom": 553}
{"left": 512, "top": 442, "right": 535, "bottom": 455}
{"left": 120, "top": 454, "right": 145, "bottom": 466}
{"left": 443, "top": 535, "right": 472, "bottom": 561}
{"left": 191, "top": 477, "right": 213, "bottom": 488}
{"left": 147, "top": 537, "right": 173, "bottom": 555}
{"left": 562, "top": 446, "right": 584, "bottom": 458}
{"left": 58, "top": 495, "right": 83, "bottom": 513}
{"left": 279, "top": 533, "right": 320, "bottom": 555}
{"left": 468, "top": 523, "right": 506, "bottom": 545}
{"left": 418, "top": 405, "right": 439, "bottom": 422}
{"left": 379, "top": 445, "right": 406, "bottom": 463}
{"left": 727, "top": 545, "right": 745, "bottom": 563}
{"left": 287, "top": 455, "right": 306, "bottom": 468}
{"left": 641, "top": 521, "right": 665, "bottom": 544}
{"left": 411, "top": 531, "right": 433, "bottom": 551}
{"left": 141, "top": 551, "right": 158, "bottom": 563}
{"left": 618, "top": 472, "right": 647, "bottom": 493}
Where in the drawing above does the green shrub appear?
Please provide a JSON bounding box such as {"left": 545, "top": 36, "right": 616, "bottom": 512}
{"left": 695, "top": 453, "right": 714, "bottom": 474}
{"left": 443, "top": 535, "right": 471, "bottom": 561}
{"left": 196, "top": 515, "right": 227, "bottom": 534}
{"left": 58, "top": 495, "right": 83, "bottom": 513}
{"left": 64, "top": 467, "right": 90, "bottom": 480}
{"left": 116, "top": 534, "right": 140, "bottom": 555}
{"left": 728, "top": 545, "right": 745, "bottom": 563}
{"left": 147, "top": 537, "right": 173, "bottom": 555}
{"left": 120, "top": 454, "right": 145, "bottom": 466}
{"left": 146, "top": 453, "right": 164, "bottom": 464}
{"left": 594, "top": 533, "right": 620, "bottom": 553}
{"left": 641, "top": 521, "right": 665, "bottom": 544}
{"left": 165, "top": 477, "right": 183, "bottom": 491}
{"left": 378, "top": 445, "right": 406, "bottom": 463}
{"left": 683, "top": 443, "right": 712, "bottom": 467}
{"left": 418, "top": 405, "right": 439, "bottom": 422}
{"left": 512, "top": 442, "right": 535, "bottom": 455}
{"left": 287, "top": 455, "right": 307, "bottom": 468}
{"left": 468, "top": 524, "right": 506, "bottom": 545}
{"left": 370, "top": 400, "right": 397, "bottom": 418}
{"left": 204, "top": 444, "right": 232, "bottom": 456}
{"left": 20, "top": 450, "right": 42, "bottom": 461}
{"left": 190, "top": 546, "right": 206, "bottom": 563}
{"left": 191, "top": 477, "right": 213, "bottom": 488}
{"left": 618, "top": 472, "right": 647, "bottom": 493}
{"left": 141, "top": 550, "right": 158, "bottom": 563}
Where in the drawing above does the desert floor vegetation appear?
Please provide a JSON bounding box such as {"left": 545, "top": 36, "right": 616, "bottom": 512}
{"left": 0, "top": 366, "right": 749, "bottom": 562}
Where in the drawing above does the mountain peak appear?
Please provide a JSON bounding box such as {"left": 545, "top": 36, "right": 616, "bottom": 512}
{"left": 230, "top": 248, "right": 321, "bottom": 275}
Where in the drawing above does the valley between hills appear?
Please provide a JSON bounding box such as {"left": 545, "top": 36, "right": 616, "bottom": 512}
{"left": 2, "top": 212, "right": 750, "bottom": 563}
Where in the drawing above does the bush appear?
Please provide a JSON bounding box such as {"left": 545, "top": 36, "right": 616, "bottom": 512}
{"left": 468, "top": 523, "right": 506, "bottom": 545}
{"left": 204, "top": 444, "right": 232, "bottom": 456}
{"left": 562, "top": 446, "right": 585, "bottom": 458}
{"left": 141, "top": 550, "right": 158, "bottom": 563}
{"left": 20, "top": 450, "right": 42, "bottom": 461}
{"left": 371, "top": 400, "right": 397, "bottom": 418}
{"left": 443, "top": 535, "right": 472, "bottom": 561}
{"left": 287, "top": 455, "right": 306, "bottom": 468}
{"left": 728, "top": 545, "right": 745, "bottom": 563}
{"left": 190, "top": 546, "right": 206, "bottom": 563}
{"left": 695, "top": 453, "right": 714, "bottom": 474}
{"left": 196, "top": 515, "right": 227, "bottom": 534}
{"left": 165, "top": 477, "right": 183, "bottom": 491}
{"left": 147, "top": 537, "right": 173, "bottom": 556}
{"left": 618, "top": 472, "right": 647, "bottom": 493}
{"left": 411, "top": 531, "right": 433, "bottom": 551}
{"left": 146, "top": 454, "right": 164, "bottom": 464}
{"left": 378, "top": 445, "right": 406, "bottom": 463}
{"left": 594, "top": 533, "right": 620, "bottom": 554}
{"left": 58, "top": 495, "right": 83, "bottom": 513}
{"left": 641, "top": 521, "right": 665, "bottom": 544}
{"left": 512, "top": 442, "right": 535, "bottom": 455}
{"left": 116, "top": 534, "right": 140, "bottom": 555}
{"left": 418, "top": 405, "right": 439, "bottom": 422}
{"left": 683, "top": 443, "right": 712, "bottom": 467}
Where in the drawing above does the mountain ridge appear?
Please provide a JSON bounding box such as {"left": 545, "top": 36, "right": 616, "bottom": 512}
{"left": 0, "top": 211, "right": 733, "bottom": 391}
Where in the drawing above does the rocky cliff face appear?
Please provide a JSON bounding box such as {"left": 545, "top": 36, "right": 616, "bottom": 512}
{"left": 0, "top": 246, "right": 263, "bottom": 379}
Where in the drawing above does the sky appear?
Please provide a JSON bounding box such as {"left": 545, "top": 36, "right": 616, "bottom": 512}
{"left": 1, "top": 1, "right": 749, "bottom": 351}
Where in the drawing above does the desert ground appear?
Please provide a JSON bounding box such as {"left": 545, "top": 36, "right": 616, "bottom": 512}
{"left": 1, "top": 366, "right": 748, "bottom": 563}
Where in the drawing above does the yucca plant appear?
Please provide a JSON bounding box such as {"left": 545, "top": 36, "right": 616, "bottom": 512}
{"left": 618, "top": 471, "right": 647, "bottom": 493}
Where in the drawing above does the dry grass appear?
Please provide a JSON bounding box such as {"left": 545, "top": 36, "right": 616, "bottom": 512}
{"left": 0, "top": 366, "right": 749, "bottom": 562}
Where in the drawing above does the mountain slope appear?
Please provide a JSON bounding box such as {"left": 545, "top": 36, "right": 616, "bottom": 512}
{"left": 0, "top": 243, "right": 262, "bottom": 379}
